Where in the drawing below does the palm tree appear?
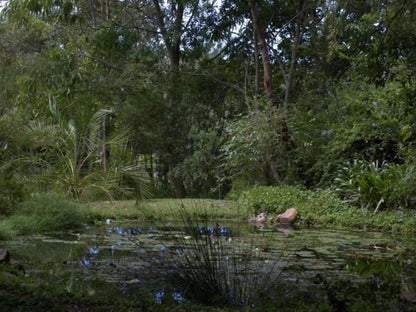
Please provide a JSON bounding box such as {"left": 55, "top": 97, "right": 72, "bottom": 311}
{"left": 24, "top": 104, "right": 149, "bottom": 201}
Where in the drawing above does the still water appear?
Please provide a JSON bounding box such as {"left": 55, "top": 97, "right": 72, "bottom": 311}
{"left": 2, "top": 220, "right": 416, "bottom": 309}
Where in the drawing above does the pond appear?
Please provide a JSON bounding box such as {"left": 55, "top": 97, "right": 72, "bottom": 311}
{"left": 2, "top": 220, "right": 416, "bottom": 311}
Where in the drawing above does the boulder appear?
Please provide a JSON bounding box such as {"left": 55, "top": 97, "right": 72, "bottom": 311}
{"left": 0, "top": 250, "right": 24, "bottom": 273}
{"left": 0, "top": 250, "right": 10, "bottom": 263}
{"left": 273, "top": 208, "right": 297, "bottom": 224}
{"left": 401, "top": 292, "right": 416, "bottom": 303}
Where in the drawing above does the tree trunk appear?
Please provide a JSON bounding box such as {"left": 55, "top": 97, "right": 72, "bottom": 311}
{"left": 253, "top": 31, "right": 260, "bottom": 101}
{"left": 152, "top": 0, "right": 187, "bottom": 198}
{"left": 249, "top": 0, "right": 279, "bottom": 108}
{"left": 284, "top": 22, "right": 301, "bottom": 110}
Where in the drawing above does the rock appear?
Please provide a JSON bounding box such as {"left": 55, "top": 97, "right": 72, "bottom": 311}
{"left": 401, "top": 292, "right": 416, "bottom": 303}
{"left": 249, "top": 212, "right": 268, "bottom": 224}
{"left": 0, "top": 250, "right": 10, "bottom": 263}
{"left": 0, "top": 250, "right": 24, "bottom": 273}
{"left": 273, "top": 208, "right": 297, "bottom": 224}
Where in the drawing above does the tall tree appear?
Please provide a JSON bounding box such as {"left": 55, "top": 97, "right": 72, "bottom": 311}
{"left": 137, "top": 0, "right": 219, "bottom": 197}
{"left": 249, "top": 0, "right": 278, "bottom": 108}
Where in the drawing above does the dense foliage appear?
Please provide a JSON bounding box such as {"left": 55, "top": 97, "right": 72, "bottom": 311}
{"left": 0, "top": 0, "right": 415, "bottom": 211}
{"left": 239, "top": 185, "right": 416, "bottom": 233}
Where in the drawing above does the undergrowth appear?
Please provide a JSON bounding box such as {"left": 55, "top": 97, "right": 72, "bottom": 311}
{"left": 0, "top": 193, "right": 85, "bottom": 240}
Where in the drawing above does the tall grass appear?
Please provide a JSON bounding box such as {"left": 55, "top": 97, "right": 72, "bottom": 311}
{"left": 162, "top": 206, "right": 280, "bottom": 308}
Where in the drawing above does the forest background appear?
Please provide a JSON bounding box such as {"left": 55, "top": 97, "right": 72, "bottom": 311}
{"left": 1, "top": 0, "right": 416, "bottom": 215}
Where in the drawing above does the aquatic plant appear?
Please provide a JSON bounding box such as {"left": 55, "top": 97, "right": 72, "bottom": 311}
{"left": 163, "top": 209, "right": 280, "bottom": 308}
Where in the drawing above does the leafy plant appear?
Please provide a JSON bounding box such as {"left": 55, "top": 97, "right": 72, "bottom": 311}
{"left": 238, "top": 185, "right": 311, "bottom": 215}
{"left": 0, "top": 193, "right": 85, "bottom": 239}
{"left": 0, "top": 160, "right": 28, "bottom": 216}
{"left": 238, "top": 185, "right": 353, "bottom": 228}
{"left": 24, "top": 106, "right": 149, "bottom": 201}
{"left": 222, "top": 108, "right": 290, "bottom": 187}
{"left": 172, "top": 127, "right": 223, "bottom": 198}
{"left": 335, "top": 160, "right": 416, "bottom": 211}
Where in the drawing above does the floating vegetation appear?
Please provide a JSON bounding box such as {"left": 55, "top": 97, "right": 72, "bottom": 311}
{"left": 2, "top": 221, "right": 416, "bottom": 311}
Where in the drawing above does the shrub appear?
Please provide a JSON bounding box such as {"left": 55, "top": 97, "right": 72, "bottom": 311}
{"left": 238, "top": 185, "right": 352, "bottom": 228}
{"left": 18, "top": 193, "right": 85, "bottom": 232}
{"left": 224, "top": 178, "right": 252, "bottom": 201}
{"left": 222, "top": 108, "right": 290, "bottom": 186}
{"left": 0, "top": 161, "right": 28, "bottom": 216}
{"left": 238, "top": 185, "right": 311, "bottom": 215}
{"left": 334, "top": 160, "right": 416, "bottom": 211}
{"left": 0, "top": 193, "right": 85, "bottom": 239}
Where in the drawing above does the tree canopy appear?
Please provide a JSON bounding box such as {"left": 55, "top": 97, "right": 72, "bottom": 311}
{"left": 0, "top": 0, "right": 415, "bottom": 207}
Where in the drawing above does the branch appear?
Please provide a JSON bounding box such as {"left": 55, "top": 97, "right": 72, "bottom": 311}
{"left": 84, "top": 56, "right": 123, "bottom": 72}
{"left": 167, "top": 69, "right": 245, "bottom": 95}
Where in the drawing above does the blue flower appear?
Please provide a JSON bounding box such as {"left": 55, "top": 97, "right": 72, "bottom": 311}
{"left": 88, "top": 247, "right": 100, "bottom": 255}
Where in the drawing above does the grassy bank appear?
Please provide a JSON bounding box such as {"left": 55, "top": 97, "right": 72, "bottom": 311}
{"left": 83, "top": 194, "right": 416, "bottom": 235}
{"left": 0, "top": 193, "right": 86, "bottom": 240}
{"left": 82, "top": 198, "right": 240, "bottom": 222}
{"left": 1, "top": 192, "right": 416, "bottom": 311}
{"left": 1, "top": 190, "right": 416, "bottom": 240}
{"left": 238, "top": 185, "right": 416, "bottom": 234}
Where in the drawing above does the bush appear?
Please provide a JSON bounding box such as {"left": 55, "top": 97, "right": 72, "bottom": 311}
{"left": 224, "top": 178, "right": 252, "bottom": 201}
{"left": 222, "top": 108, "right": 290, "bottom": 186}
{"left": 0, "top": 161, "right": 28, "bottom": 216}
{"left": 238, "top": 185, "right": 416, "bottom": 233}
{"left": 238, "top": 185, "right": 311, "bottom": 215}
{"left": 334, "top": 160, "right": 416, "bottom": 211}
{"left": 0, "top": 193, "right": 85, "bottom": 239}
{"left": 19, "top": 193, "right": 85, "bottom": 232}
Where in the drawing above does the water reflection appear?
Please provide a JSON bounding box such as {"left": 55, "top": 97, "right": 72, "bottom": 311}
{"left": 196, "top": 225, "right": 231, "bottom": 236}
{"left": 277, "top": 223, "right": 295, "bottom": 236}
{"left": 4, "top": 222, "right": 416, "bottom": 310}
{"left": 105, "top": 224, "right": 232, "bottom": 237}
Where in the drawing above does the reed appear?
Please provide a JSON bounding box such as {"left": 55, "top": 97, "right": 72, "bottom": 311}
{"left": 163, "top": 205, "right": 280, "bottom": 308}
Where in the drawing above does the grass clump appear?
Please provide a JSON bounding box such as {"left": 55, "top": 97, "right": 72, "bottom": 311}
{"left": 0, "top": 193, "right": 85, "bottom": 239}
{"left": 163, "top": 207, "right": 280, "bottom": 309}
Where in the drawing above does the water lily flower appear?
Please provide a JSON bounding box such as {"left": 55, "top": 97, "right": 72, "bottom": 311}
{"left": 155, "top": 290, "right": 165, "bottom": 304}
{"left": 81, "top": 256, "right": 91, "bottom": 267}
{"left": 88, "top": 247, "right": 100, "bottom": 255}
{"left": 172, "top": 291, "right": 185, "bottom": 303}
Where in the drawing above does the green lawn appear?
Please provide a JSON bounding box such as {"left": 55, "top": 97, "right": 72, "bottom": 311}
{"left": 82, "top": 198, "right": 242, "bottom": 222}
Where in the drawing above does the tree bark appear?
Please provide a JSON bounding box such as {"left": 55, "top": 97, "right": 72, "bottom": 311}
{"left": 249, "top": 0, "right": 279, "bottom": 108}
{"left": 284, "top": 21, "right": 301, "bottom": 110}
{"left": 249, "top": 0, "right": 295, "bottom": 151}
